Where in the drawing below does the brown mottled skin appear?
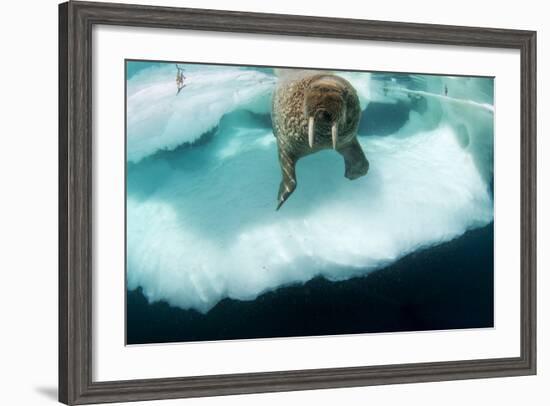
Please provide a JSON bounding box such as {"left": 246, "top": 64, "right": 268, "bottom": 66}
{"left": 272, "top": 70, "right": 369, "bottom": 209}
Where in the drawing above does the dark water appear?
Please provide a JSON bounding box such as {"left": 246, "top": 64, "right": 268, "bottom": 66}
{"left": 126, "top": 223, "right": 493, "bottom": 345}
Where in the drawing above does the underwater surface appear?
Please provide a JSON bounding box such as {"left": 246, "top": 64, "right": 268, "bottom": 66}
{"left": 125, "top": 61, "right": 494, "bottom": 344}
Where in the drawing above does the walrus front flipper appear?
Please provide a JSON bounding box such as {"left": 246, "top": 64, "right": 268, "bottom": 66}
{"left": 337, "top": 138, "right": 369, "bottom": 180}
{"left": 276, "top": 143, "right": 297, "bottom": 210}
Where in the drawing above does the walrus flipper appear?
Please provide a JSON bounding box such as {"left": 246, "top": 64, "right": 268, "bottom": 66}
{"left": 276, "top": 143, "right": 297, "bottom": 210}
{"left": 337, "top": 138, "right": 369, "bottom": 180}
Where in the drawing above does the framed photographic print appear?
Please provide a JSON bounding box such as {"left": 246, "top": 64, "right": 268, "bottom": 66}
{"left": 59, "top": 1, "right": 537, "bottom": 404}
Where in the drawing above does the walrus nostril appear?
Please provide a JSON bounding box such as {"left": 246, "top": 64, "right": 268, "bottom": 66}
{"left": 321, "top": 111, "right": 332, "bottom": 121}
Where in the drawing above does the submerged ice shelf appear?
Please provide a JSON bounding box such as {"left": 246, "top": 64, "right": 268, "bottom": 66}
{"left": 126, "top": 63, "right": 494, "bottom": 313}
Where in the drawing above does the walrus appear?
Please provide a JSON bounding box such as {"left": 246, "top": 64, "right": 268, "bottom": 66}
{"left": 272, "top": 70, "right": 369, "bottom": 209}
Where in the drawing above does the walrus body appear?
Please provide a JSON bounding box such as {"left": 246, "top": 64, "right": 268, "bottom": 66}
{"left": 272, "top": 70, "right": 369, "bottom": 209}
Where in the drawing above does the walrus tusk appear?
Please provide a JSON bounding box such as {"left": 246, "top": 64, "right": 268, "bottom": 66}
{"left": 331, "top": 123, "right": 338, "bottom": 149}
{"left": 308, "top": 116, "right": 315, "bottom": 148}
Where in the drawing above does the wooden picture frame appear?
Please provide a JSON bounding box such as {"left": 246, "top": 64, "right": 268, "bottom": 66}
{"left": 59, "top": 1, "right": 536, "bottom": 404}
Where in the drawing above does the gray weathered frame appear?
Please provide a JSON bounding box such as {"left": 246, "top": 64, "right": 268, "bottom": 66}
{"left": 59, "top": 1, "right": 537, "bottom": 404}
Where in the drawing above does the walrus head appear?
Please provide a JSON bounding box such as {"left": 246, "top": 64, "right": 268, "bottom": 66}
{"left": 303, "top": 75, "right": 353, "bottom": 149}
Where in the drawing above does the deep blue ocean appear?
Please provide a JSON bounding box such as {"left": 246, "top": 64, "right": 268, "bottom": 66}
{"left": 125, "top": 61, "right": 494, "bottom": 344}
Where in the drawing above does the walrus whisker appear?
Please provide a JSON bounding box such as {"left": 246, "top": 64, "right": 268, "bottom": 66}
{"left": 308, "top": 116, "right": 315, "bottom": 148}
{"left": 331, "top": 123, "right": 338, "bottom": 149}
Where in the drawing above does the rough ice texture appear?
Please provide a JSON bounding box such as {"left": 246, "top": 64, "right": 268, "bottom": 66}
{"left": 127, "top": 64, "right": 276, "bottom": 162}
